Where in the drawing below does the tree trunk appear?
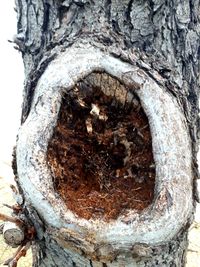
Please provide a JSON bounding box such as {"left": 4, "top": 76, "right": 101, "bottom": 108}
{"left": 12, "top": 0, "right": 199, "bottom": 266}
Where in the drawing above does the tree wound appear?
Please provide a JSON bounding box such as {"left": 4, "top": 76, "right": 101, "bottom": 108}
{"left": 47, "top": 72, "right": 155, "bottom": 221}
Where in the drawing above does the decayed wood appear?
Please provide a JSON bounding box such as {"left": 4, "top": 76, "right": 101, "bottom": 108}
{"left": 16, "top": 46, "right": 193, "bottom": 266}
{"left": 13, "top": 0, "right": 200, "bottom": 266}
{"left": 47, "top": 72, "right": 156, "bottom": 221}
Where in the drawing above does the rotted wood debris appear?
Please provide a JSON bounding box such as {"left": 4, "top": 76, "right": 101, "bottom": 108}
{"left": 47, "top": 72, "right": 155, "bottom": 221}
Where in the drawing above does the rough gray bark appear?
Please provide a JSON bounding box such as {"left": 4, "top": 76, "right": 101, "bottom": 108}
{"left": 12, "top": 0, "right": 199, "bottom": 266}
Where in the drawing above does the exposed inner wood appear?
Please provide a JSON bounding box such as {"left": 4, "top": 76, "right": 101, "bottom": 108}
{"left": 47, "top": 73, "right": 155, "bottom": 221}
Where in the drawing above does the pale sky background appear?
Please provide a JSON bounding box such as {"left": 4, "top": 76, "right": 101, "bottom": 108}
{"left": 0, "top": 1, "right": 23, "bottom": 163}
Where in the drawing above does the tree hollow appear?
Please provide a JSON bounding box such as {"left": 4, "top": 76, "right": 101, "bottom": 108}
{"left": 47, "top": 72, "right": 155, "bottom": 221}
{"left": 16, "top": 46, "right": 193, "bottom": 247}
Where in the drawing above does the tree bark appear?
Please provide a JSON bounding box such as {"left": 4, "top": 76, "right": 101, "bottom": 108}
{"left": 12, "top": 0, "right": 199, "bottom": 266}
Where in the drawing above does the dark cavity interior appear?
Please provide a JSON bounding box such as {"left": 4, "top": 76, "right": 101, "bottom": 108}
{"left": 47, "top": 72, "right": 155, "bottom": 221}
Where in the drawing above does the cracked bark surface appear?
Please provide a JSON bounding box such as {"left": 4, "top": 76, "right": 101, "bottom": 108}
{"left": 13, "top": 0, "right": 199, "bottom": 266}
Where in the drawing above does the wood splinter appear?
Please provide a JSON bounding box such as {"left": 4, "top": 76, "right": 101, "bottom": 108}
{"left": 0, "top": 213, "right": 23, "bottom": 226}
{"left": 3, "top": 242, "right": 31, "bottom": 267}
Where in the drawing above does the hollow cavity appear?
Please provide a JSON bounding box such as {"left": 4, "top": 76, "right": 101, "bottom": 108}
{"left": 47, "top": 72, "right": 155, "bottom": 220}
